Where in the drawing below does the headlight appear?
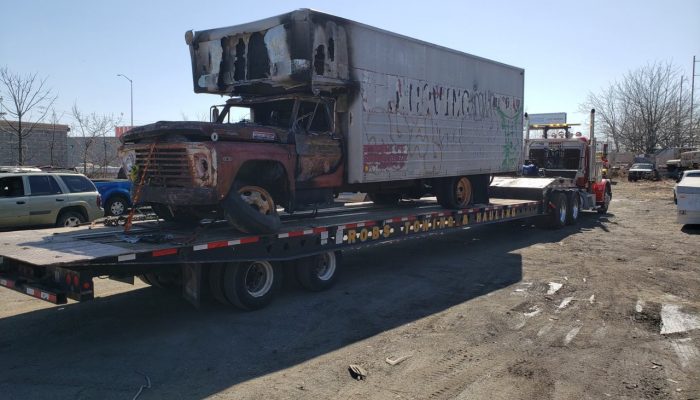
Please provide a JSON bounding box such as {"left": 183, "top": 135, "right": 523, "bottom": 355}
{"left": 193, "top": 154, "right": 209, "bottom": 180}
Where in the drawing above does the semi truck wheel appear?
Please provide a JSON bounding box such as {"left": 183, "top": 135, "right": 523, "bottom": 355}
{"left": 565, "top": 192, "right": 580, "bottom": 225}
{"left": 598, "top": 184, "right": 612, "bottom": 214}
{"left": 223, "top": 182, "right": 281, "bottom": 234}
{"left": 295, "top": 251, "right": 341, "bottom": 292}
{"left": 223, "top": 260, "right": 282, "bottom": 310}
{"left": 436, "top": 176, "right": 473, "bottom": 209}
{"left": 546, "top": 192, "right": 567, "bottom": 229}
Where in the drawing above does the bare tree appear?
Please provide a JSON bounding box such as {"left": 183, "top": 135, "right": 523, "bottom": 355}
{"left": 0, "top": 67, "right": 57, "bottom": 165}
{"left": 71, "top": 103, "right": 120, "bottom": 177}
{"left": 581, "top": 61, "right": 695, "bottom": 154}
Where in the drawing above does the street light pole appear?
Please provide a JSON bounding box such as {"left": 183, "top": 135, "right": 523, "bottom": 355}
{"left": 117, "top": 74, "right": 133, "bottom": 126}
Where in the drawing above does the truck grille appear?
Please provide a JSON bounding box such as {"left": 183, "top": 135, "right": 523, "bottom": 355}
{"left": 135, "top": 147, "right": 192, "bottom": 187}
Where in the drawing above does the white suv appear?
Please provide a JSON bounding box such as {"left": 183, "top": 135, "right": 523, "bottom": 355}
{"left": 0, "top": 167, "right": 104, "bottom": 229}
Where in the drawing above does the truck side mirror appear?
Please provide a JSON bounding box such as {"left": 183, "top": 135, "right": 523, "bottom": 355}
{"left": 211, "top": 107, "right": 220, "bottom": 122}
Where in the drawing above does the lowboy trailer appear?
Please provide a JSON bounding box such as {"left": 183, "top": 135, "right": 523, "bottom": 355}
{"left": 0, "top": 175, "right": 606, "bottom": 311}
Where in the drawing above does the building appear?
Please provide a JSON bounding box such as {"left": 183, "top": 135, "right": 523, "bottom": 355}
{"left": 0, "top": 120, "right": 70, "bottom": 167}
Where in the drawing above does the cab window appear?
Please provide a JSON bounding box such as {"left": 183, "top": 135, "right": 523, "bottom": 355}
{"left": 28, "top": 175, "right": 63, "bottom": 196}
{"left": 0, "top": 177, "right": 25, "bottom": 197}
{"left": 296, "top": 101, "right": 332, "bottom": 132}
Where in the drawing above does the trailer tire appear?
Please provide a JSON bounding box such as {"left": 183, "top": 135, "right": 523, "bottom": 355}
{"left": 436, "top": 176, "right": 473, "bottom": 209}
{"left": 546, "top": 192, "right": 567, "bottom": 229}
{"left": 137, "top": 274, "right": 153, "bottom": 286}
{"left": 223, "top": 260, "right": 281, "bottom": 310}
{"left": 208, "top": 263, "right": 230, "bottom": 306}
{"left": 565, "top": 192, "right": 580, "bottom": 225}
{"left": 295, "top": 251, "right": 341, "bottom": 292}
{"left": 368, "top": 192, "right": 401, "bottom": 206}
{"left": 222, "top": 182, "right": 281, "bottom": 234}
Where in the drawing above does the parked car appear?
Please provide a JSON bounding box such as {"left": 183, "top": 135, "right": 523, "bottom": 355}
{"left": 628, "top": 163, "right": 660, "bottom": 181}
{"left": 0, "top": 167, "right": 103, "bottom": 229}
{"left": 92, "top": 179, "right": 132, "bottom": 216}
{"left": 675, "top": 170, "right": 700, "bottom": 225}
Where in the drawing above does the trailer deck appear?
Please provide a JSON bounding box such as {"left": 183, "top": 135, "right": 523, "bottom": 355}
{"left": 0, "top": 198, "right": 541, "bottom": 305}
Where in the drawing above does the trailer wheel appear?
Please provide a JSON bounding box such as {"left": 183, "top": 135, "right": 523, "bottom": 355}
{"left": 436, "top": 176, "right": 473, "bottom": 209}
{"left": 223, "top": 260, "right": 281, "bottom": 310}
{"left": 208, "top": 263, "right": 230, "bottom": 306}
{"left": 565, "top": 192, "right": 580, "bottom": 225}
{"left": 137, "top": 274, "right": 153, "bottom": 286}
{"left": 295, "top": 251, "right": 341, "bottom": 292}
{"left": 144, "top": 271, "right": 181, "bottom": 290}
{"left": 546, "top": 192, "right": 567, "bottom": 229}
{"left": 222, "top": 182, "right": 281, "bottom": 234}
{"left": 368, "top": 192, "right": 401, "bottom": 206}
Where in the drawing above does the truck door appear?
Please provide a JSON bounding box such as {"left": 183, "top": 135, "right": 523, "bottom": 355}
{"left": 292, "top": 99, "right": 342, "bottom": 182}
{"left": 0, "top": 176, "right": 30, "bottom": 228}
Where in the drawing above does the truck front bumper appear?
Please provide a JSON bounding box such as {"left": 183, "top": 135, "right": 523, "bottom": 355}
{"left": 140, "top": 186, "right": 220, "bottom": 206}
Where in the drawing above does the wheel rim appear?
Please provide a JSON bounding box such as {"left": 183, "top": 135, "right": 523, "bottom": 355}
{"left": 110, "top": 200, "right": 125, "bottom": 216}
{"left": 572, "top": 196, "right": 579, "bottom": 220}
{"left": 243, "top": 261, "right": 274, "bottom": 298}
{"left": 64, "top": 216, "right": 81, "bottom": 227}
{"left": 454, "top": 177, "right": 472, "bottom": 207}
{"left": 315, "top": 252, "right": 337, "bottom": 281}
{"left": 238, "top": 186, "right": 275, "bottom": 215}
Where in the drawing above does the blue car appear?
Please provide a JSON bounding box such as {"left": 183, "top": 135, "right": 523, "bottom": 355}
{"left": 92, "top": 179, "right": 133, "bottom": 216}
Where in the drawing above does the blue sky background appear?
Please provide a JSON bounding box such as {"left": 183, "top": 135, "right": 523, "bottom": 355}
{"left": 2, "top": 0, "right": 699, "bottom": 130}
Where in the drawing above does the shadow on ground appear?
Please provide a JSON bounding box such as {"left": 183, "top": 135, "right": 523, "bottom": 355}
{"left": 0, "top": 213, "right": 607, "bottom": 399}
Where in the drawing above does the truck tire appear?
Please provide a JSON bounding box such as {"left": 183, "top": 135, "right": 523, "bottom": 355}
{"left": 436, "top": 176, "right": 473, "bottom": 209}
{"left": 598, "top": 184, "right": 612, "bottom": 214}
{"left": 368, "top": 192, "right": 401, "bottom": 206}
{"left": 295, "top": 251, "right": 341, "bottom": 292}
{"left": 105, "top": 195, "right": 129, "bottom": 217}
{"left": 222, "top": 182, "right": 281, "bottom": 234}
{"left": 223, "top": 260, "right": 282, "bottom": 310}
{"left": 208, "top": 263, "right": 230, "bottom": 306}
{"left": 565, "top": 192, "right": 580, "bottom": 225}
{"left": 56, "top": 210, "right": 86, "bottom": 227}
{"left": 546, "top": 192, "right": 567, "bottom": 229}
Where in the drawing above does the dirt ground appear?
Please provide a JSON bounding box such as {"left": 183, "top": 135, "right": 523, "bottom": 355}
{"left": 0, "top": 179, "right": 698, "bottom": 400}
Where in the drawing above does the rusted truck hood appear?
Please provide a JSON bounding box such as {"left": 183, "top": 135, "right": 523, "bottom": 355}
{"left": 120, "top": 121, "right": 282, "bottom": 143}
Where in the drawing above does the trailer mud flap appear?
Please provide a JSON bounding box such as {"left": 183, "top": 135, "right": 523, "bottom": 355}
{"left": 182, "top": 263, "right": 203, "bottom": 309}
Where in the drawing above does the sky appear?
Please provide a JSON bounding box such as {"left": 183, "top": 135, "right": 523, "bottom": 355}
{"left": 1, "top": 0, "right": 699, "bottom": 132}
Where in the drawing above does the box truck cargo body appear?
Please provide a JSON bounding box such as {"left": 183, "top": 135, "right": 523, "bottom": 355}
{"left": 186, "top": 9, "right": 524, "bottom": 184}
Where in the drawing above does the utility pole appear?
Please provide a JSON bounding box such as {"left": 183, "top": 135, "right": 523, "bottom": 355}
{"left": 692, "top": 56, "right": 699, "bottom": 146}
{"left": 117, "top": 74, "right": 133, "bottom": 127}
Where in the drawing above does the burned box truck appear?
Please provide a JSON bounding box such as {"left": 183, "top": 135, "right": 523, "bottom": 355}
{"left": 119, "top": 9, "right": 524, "bottom": 233}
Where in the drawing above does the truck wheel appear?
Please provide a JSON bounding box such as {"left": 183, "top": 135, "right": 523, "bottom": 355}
{"left": 295, "top": 251, "right": 341, "bottom": 292}
{"left": 436, "top": 176, "right": 473, "bottom": 209}
{"left": 223, "top": 182, "right": 281, "bottom": 234}
{"left": 598, "top": 184, "right": 612, "bottom": 214}
{"left": 223, "top": 260, "right": 281, "bottom": 310}
{"left": 208, "top": 263, "right": 230, "bottom": 306}
{"left": 546, "top": 192, "right": 567, "bottom": 229}
{"left": 105, "top": 195, "right": 129, "bottom": 216}
{"left": 368, "top": 192, "right": 401, "bottom": 206}
{"left": 565, "top": 192, "right": 580, "bottom": 225}
{"left": 56, "top": 211, "right": 86, "bottom": 227}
